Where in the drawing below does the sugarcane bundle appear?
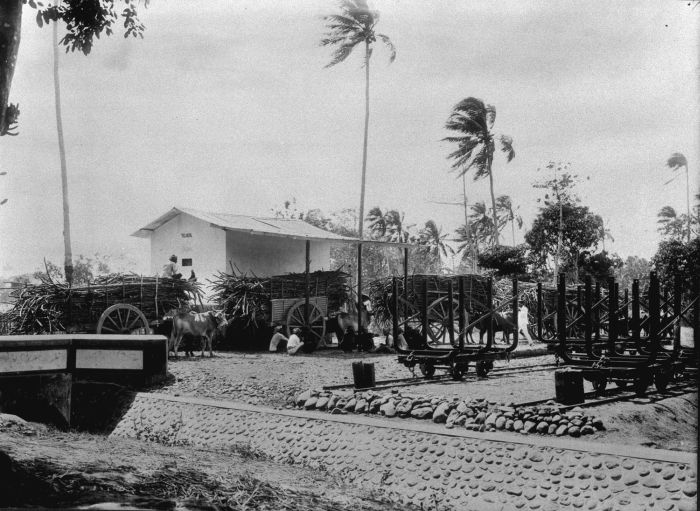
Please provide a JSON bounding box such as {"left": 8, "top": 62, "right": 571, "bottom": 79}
{"left": 209, "top": 268, "right": 351, "bottom": 326}
{"left": 0, "top": 274, "right": 202, "bottom": 334}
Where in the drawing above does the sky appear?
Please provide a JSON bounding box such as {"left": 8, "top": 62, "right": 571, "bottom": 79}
{"left": 0, "top": 0, "right": 698, "bottom": 278}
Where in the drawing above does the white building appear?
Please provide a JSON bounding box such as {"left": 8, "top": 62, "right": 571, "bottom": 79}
{"left": 131, "top": 207, "right": 356, "bottom": 287}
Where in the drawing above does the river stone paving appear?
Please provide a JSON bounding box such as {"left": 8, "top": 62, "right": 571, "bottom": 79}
{"left": 112, "top": 393, "right": 697, "bottom": 511}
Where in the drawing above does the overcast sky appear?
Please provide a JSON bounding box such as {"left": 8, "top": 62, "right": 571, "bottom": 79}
{"left": 0, "top": 0, "right": 698, "bottom": 277}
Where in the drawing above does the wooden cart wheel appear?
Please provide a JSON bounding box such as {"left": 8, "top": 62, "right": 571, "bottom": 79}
{"left": 286, "top": 300, "right": 326, "bottom": 347}
{"left": 419, "top": 363, "right": 436, "bottom": 378}
{"left": 566, "top": 302, "right": 585, "bottom": 338}
{"left": 425, "top": 296, "right": 464, "bottom": 345}
{"left": 97, "top": 304, "right": 150, "bottom": 334}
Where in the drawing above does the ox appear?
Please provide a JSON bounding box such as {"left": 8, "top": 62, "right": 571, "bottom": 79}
{"left": 170, "top": 310, "right": 228, "bottom": 358}
{"left": 475, "top": 311, "right": 516, "bottom": 344}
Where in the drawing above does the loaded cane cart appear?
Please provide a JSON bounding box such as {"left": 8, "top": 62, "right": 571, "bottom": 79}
{"left": 211, "top": 266, "right": 350, "bottom": 347}
{"left": 0, "top": 274, "right": 202, "bottom": 335}
{"left": 382, "top": 274, "right": 527, "bottom": 379}
{"left": 553, "top": 272, "right": 697, "bottom": 397}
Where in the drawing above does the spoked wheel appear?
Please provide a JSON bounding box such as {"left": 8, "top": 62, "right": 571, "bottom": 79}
{"left": 97, "top": 304, "right": 150, "bottom": 334}
{"left": 286, "top": 300, "right": 326, "bottom": 347}
{"left": 419, "top": 363, "right": 436, "bottom": 378}
{"left": 566, "top": 302, "right": 585, "bottom": 339}
{"left": 475, "top": 360, "right": 493, "bottom": 377}
{"left": 450, "top": 362, "right": 467, "bottom": 381}
{"left": 425, "top": 297, "right": 463, "bottom": 346}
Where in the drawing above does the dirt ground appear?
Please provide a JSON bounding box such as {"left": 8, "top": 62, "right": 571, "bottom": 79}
{"left": 160, "top": 350, "right": 698, "bottom": 452}
{"left": 0, "top": 416, "right": 418, "bottom": 510}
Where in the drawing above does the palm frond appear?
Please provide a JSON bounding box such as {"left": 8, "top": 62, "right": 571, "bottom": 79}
{"left": 499, "top": 134, "right": 515, "bottom": 162}
{"left": 325, "top": 40, "right": 362, "bottom": 67}
{"left": 666, "top": 152, "right": 687, "bottom": 171}
{"left": 376, "top": 33, "right": 396, "bottom": 63}
{"left": 485, "top": 104, "right": 496, "bottom": 130}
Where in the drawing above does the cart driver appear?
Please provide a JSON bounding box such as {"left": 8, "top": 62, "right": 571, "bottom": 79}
{"left": 162, "top": 255, "right": 183, "bottom": 279}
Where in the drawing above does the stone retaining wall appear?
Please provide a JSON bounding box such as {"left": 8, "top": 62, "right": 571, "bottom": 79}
{"left": 112, "top": 393, "right": 697, "bottom": 511}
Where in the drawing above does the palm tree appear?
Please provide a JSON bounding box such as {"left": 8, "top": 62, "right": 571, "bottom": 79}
{"left": 665, "top": 153, "right": 691, "bottom": 242}
{"left": 384, "top": 209, "right": 413, "bottom": 243}
{"left": 321, "top": 0, "right": 396, "bottom": 241}
{"left": 657, "top": 205, "right": 686, "bottom": 240}
{"left": 418, "top": 220, "right": 453, "bottom": 272}
{"left": 53, "top": 15, "right": 73, "bottom": 284}
{"left": 366, "top": 206, "right": 387, "bottom": 239}
{"left": 468, "top": 201, "right": 497, "bottom": 249}
{"left": 444, "top": 97, "right": 515, "bottom": 246}
{"left": 496, "top": 195, "right": 522, "bottom": 245}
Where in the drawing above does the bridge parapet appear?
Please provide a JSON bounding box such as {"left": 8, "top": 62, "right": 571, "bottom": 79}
{"left": 0, "top": 335, "right": 168, "bottom": 428}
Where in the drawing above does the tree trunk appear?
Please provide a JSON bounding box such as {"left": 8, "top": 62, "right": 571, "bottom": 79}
{"left": 0, "top": 0, "right": 22, "bottom": 135}
{"left": 462, "top": 174, "right": 475, "bottom": 271}
{"left": 53, "top": 19, "right": 73, "bottom": 285}
{"left": 487, "top": 152, "right": 499, "bottom": 246}
{"left": 553, "top": 200, "right": 563, "bottom": 285}
{"left": 511, "top": 215, "right": 515, "bottom": 246}
{"left": 358, "top": 40, "right": 370, "bottom": 240}
{"left": 685, "top": 164, "right": 690, "bottom": 243}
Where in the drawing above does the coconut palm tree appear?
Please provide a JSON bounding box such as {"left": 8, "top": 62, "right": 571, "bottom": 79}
{"left": 657, "top": 205, "right": 687, "bottom": 241}
{"left": 418, "top": 220, "right": 453, "bottom": 272}
{"left": 53, "top": 16, "right": 73, "bottom": 284}
{"left": 496, "top": 195, "right": 522, "bottom": 245}
{"left": 384, "top": 209, "right": 413, "bottom": 243}
{"left": 665, "top": 153, "right": 691, "bottom": 242}
{"left": 366, "top": 206, "right": 387, "bottom": 239}
{"left": 468, "top": 201, "right": 497, "bottom": 249}
{"left": 321, "top": 0, "right": 396, "bottom": 241}
{"left": 444, "top": 97, "right": 515, "bottom": 246}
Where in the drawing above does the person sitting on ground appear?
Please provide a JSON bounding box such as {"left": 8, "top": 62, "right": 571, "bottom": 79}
{"left": 268, "top": 324, "right": 288, "bottom": 353}
{"left": 162, "top": 255, "right": 183, "bottom": 279}
{"left": 188, "top": 270, "right": 197, "bottom": 282}
{"left": 286, "top": 328, "right": 304, "bottom": 355}
{"left": 340, "top": 326, "right": 356, "bottom": 352}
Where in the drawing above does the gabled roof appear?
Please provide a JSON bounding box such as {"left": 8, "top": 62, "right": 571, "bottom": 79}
{"left": 131, "top": 207, "right": 360, "bottom": 242}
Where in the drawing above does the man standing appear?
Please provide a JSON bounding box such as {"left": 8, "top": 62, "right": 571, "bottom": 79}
{"left": 518, "top": 304, "right": 534, "bottom": 346}
{"left": 162, "top": 255, "right": 182, "bottom": 279}
{"left": 286, "top": 328, "right": 304, "bottom": 355}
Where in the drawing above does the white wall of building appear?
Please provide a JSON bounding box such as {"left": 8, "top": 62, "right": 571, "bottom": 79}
{"left": 225, "top": 230, "right": 331, "bottom": 276}
{"left": 150, "top": 213, "right": 226, "bottom": 285}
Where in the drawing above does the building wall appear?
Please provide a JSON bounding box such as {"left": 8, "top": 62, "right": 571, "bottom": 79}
{"left": 225, "top": 230, "right": 331, "bottom": 276}
{"left": 150, "top": 213, "right": 226, "bottom": 286}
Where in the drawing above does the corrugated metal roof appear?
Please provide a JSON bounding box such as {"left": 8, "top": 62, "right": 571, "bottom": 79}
{"left": 130, "top": 207, "right": 360, "bottom": 242}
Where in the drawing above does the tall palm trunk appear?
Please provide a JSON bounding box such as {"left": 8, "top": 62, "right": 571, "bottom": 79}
{"left": 358, "top": 40, "right": 370, "bottom": 241}
{"left": 462, "top": 174, "right": 475, "bottom": 271}
{"left": 0, "top": 0, "right": 22, "bottom": 135}
{"left": 685, "top": 163, "right": 690, "bottom": 242}
{"left": 487, "top": 152, "right": 499, "bottom": 246}
{"left": 553, "top": 199, "right": 563, "bottom": 285}
{"left": 53, "top": 19, "right": 73, "bottom": 284}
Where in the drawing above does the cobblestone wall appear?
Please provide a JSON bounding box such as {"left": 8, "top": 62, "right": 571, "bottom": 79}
{"left": 112, "top": 394, "right": 697, "bottom": 511}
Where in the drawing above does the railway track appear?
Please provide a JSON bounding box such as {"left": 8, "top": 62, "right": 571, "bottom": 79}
{"left": 323, "top": 362, "right": 559, "bottom": 392}
{"left": 515, "top": 376, "right": 697, "bottom": 411}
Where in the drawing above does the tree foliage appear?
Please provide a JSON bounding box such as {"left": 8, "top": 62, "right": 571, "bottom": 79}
{"left": 1, "top": 0, "right": 146, "bottom": 136}
{"left": 578, "top": 250, "right": 623, "bottom": 286}
{"left": 477, "top": 244, "right": 528, "bottom": 277}
{"left": 651, "top": 238, "right": 700, "bottom": 301}
{"left": 443, "top": 97, "right": 515, "bottom": 246}
{"left": 525, "top": 203, "right": 603, "bottom": 281}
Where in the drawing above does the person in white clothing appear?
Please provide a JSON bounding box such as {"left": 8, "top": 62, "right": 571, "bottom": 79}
{"left": 286, "top": 328, "right": 304, "bottom": 355}
{"left": 518, "top": 304, "right": 534, "bottom": 346}
{"left": 268, "top": 324, "right": 288, "bottom": 352}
